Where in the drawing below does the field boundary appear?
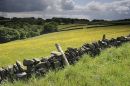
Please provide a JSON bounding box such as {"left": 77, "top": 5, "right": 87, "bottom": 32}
{"left": 0, "top": 34, "right": 130, "bottom": 84}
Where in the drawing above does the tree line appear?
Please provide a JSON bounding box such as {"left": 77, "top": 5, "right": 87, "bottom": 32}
{"left": 0, "top": 17, "right": 57, "bottom": 43}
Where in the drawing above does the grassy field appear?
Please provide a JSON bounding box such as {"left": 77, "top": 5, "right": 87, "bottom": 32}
{"left": 58, "top": 24, "right": 109, "bottom": 31}
{"left": 58, "top": 24, "right": 87, "bottom": 31}
{"left": 0, "top": 25, "right": 130, "bottom": 66}
{"left": 2, "top": 43, "right": 130, "bottom": 86}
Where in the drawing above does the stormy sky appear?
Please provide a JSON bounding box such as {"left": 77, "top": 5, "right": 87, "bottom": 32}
{"left": 0, "top": 0, "right": 130, "bottom": 20}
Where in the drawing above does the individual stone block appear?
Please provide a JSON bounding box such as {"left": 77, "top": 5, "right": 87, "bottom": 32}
{"left": 0, "top": 68, "right": 4, "bottom": 80}
{"left": 35, "top": 62, "right": 46, "bottom": 69}
{"left": 53, "top": 60, "right": 62, "bottom": 69}
{"left": 0, "top": 68, "right": 6, "bottom": 80}
{"left": 35, "top": 68, "right": 47, "bottom": 75}
{"left": 35, "top": 62, "right": 49, "bottom": 75}
{"left": 16, "top": 61, "right": 25, "bottom": 72}
{"left": 13, "top": 64, "right": 19, "bottom": 73}
{"left": 7, "top": 65, "right": 14, "bottom": 75}
{"left": 16, "top": 72, "right": 27, "bottom": 79}
{"left": 23, "top": 59, "right": 34, "bottom": 66}
{"left": 40, "top": 58, "right": 48, "bottom": 62}
{"left": 51, "top": 51, "right": 62, "bottom": 56}
{"left": 125, "top": 37, "right": 130, "bottom": 41}
{"left": 33, "top": 58, "right": 40, "bottom": 65}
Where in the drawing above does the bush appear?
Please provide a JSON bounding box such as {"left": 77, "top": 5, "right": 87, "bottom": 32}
{"left": 0, "top": 27, "right": 20, "bottom": 43}
{"left": 43, "top": 22, "right": 58, "bottom": 33}
{"left": 30, "top": 31, "right": 40, "bottom": 37}
{"left": 18, "top": 29, "right": 27, "bottom": 39}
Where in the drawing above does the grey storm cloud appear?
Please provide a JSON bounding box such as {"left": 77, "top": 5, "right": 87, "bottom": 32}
{"left": 0, "top": 0, "right": 75, "bottom": 12}
{"left": 0, "top": 0, "right": 130, "bottom": 20}
{"left": 61, "top": 0, "right": 75, "bottom": 10}
{"left": 0, "top": 0, "right": 49, "bottom": 12}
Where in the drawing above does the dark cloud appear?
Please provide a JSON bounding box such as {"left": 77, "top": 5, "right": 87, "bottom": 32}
{"left": 0, "top": 0, "right": 48, "bottom": 12}
{"left": 61, "top": 0, "right": 75, "bottom": 10}
{"left": 0, "top": 0, "right": 75, "bottom": 12}
{"left": 0, "top": 0, "right": 130, "bottom": 20}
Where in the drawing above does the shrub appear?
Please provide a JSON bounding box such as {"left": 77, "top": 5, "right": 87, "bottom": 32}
{"left": 43, "top": 22, "right": 58, "bottom": 33}
{"left": 0, "top": 27, "right": 20, "bottom": 43}
{"left": 18, "top": 29, "right": 27, "bottom": 39}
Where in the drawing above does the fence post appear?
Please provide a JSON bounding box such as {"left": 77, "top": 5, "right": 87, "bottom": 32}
{"left": 102, "top": 34, "right": 106, "bottom": 40}
{"left": 55, "top": 43, "right": 70, "bottom": 66}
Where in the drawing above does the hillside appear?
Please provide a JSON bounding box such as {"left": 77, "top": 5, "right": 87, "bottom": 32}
{"left": 0, "top": 25, "right": 130, "bottom": 66}
{"left": 2, "top": 42, "right": 130, "bottom": 86}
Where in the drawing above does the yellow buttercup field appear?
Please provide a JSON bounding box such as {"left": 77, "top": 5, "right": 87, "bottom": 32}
{"left": 0, "top": 25, "right": 130, "bottom": 66}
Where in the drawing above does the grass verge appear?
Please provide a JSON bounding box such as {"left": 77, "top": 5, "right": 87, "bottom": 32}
{"left": 2, "top": 43, "right": 130, "bottom": 86}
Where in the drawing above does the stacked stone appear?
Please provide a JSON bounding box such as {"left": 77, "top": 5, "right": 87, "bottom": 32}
{"left": 64, "top": 34, "right": 130, "bottom": 63}
{"left": 77, "top": 34, "right": 130, "bottom": 57}
{"left": 0, "top": 61, "right": 26, "bottom": 83}
{"left": 0, "top": 34, "right": 130, "bottom": 84}
{"left": 65, "top": 48, "right": 81, "bottom": 64}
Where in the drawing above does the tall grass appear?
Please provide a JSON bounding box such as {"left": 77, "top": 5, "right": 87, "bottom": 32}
{"left": 2, "top": 43, "right": 130, "bottom": 86}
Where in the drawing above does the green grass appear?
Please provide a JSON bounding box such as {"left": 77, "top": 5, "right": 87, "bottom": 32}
{"left": 2, "top": 43, "right": 130, "bottom": 86}
{"left": 0, "top": 25, "right": 130, "bottom": 66}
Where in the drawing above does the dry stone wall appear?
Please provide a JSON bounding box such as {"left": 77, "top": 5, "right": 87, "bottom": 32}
{"left": 0, "top": 34, "right": 130, "bottom": 83}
